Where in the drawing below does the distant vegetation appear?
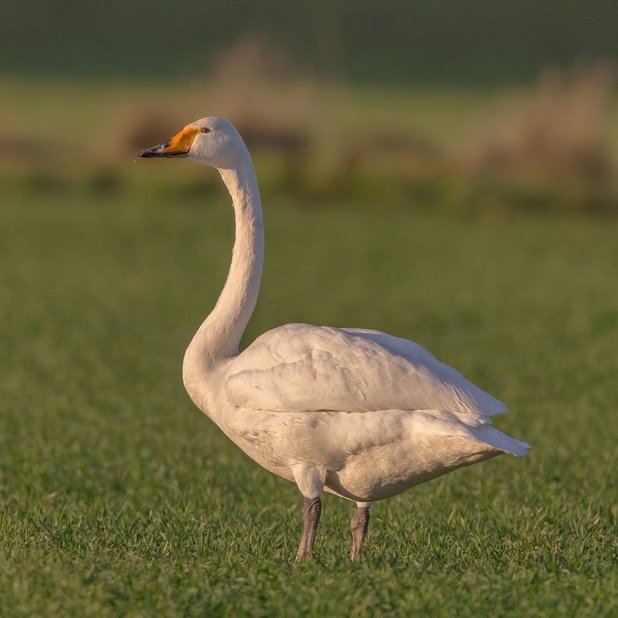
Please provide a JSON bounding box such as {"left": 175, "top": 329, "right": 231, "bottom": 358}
{"left": 1, "top": 46, "right": 616, "bottom": 217}
{"left": 3, "top": 2, "right": 617, "bottom": 217}
{"left": 2, "top": 1, "right": 617, "bottom": 85}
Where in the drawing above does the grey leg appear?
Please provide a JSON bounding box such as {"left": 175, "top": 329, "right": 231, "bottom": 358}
{"left": 295, "top": 497, "right": 321, "bottom": 560}
{"left": 349, "top": 504, "right": 371, "bottom": 561}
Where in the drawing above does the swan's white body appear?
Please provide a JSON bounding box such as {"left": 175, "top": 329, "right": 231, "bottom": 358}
{"left": 186, "top": 321, "right": 528, "bottom": 503}
{"left": 139, "top": 117, "right": 529, "bottom": 558}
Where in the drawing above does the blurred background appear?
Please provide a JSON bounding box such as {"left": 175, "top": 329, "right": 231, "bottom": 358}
{"left": 1, "top": 0, "right": 617, "bottom": 214}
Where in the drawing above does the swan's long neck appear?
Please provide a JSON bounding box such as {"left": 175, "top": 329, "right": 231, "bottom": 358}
{"left": 183, "top": 151, "right": 264, "bottom": 403}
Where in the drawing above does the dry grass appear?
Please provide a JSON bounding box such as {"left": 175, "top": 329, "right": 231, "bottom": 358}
{"left": 467, "top": 63, "right": 616, "bottom": 183}
{"left": 205, "top": 35, "right": 318, "bottom": 131}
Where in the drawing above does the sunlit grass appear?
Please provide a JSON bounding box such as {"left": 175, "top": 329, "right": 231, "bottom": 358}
{"left": 0, "top": 185, "right": 616, "bottom": 615}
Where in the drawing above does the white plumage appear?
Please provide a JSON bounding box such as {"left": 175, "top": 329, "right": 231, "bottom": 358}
{"left": 139, "top": 117, "right": 529, "bottom": 560}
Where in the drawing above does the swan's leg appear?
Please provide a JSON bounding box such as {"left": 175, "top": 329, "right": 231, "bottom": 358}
{"left": 296, "top": 496, "right": 322, "bottom": 560}
{"left": 349, "top": 501, "right": 371, "bottom": 561}
{"left": 292, "top": 464, "right": 325, "bottom": 560}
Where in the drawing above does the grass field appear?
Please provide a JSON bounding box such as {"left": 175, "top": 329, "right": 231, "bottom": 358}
{"left": 0, "top": 176, "right": 616, "bottom": 616}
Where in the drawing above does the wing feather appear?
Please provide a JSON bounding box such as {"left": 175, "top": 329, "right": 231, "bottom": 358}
{"left": 225, "top": 323, "right": 506, "bottom": 421}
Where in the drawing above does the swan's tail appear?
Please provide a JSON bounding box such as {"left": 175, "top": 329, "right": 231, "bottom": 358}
{"left": 473, "top": 425, "right": 530, "bottom": 456}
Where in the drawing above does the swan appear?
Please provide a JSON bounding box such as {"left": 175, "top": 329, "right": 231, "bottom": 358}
{"left": 138, "top": 117, "right": 529, "bottom": 561}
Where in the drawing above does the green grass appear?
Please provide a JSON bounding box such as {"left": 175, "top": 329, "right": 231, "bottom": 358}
{"left": 0, "top": 183, "right": 617, "bottom": 616}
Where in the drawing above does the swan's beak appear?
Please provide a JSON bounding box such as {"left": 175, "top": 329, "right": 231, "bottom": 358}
{"left": 138, "top": 126, "right": 199, "bottom": 158}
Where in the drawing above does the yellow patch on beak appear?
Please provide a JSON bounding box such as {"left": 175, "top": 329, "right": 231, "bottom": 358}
{"left": 138, "top": 125, "right": 200, "bottom": 159}
{"left": 162, "top": 125, "right": 199, "bottom": 155}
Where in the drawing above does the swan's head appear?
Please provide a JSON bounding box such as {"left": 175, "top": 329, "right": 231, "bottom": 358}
{"left": 138, "top": 117, "right": 247, "bottom": 169}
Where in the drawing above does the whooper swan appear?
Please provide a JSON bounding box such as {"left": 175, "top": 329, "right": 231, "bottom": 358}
{"left": 138, "top": 117, "right": 529, "bottom": 560}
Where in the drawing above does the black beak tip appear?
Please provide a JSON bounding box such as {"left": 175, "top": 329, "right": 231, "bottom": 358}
{"left": 136, "top": 144, "right": 187, "bottom": 158}
{"left": 137, "top": 147, "right": 157, "bottom": 158}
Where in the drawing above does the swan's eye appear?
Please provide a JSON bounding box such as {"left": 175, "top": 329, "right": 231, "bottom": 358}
{"left": 200, "top": 127, "right": 211, "bottom": 134}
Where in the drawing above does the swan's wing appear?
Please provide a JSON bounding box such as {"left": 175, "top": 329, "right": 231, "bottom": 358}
{"left": 225, "top": 323, "right": 506, "bottom": 421}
